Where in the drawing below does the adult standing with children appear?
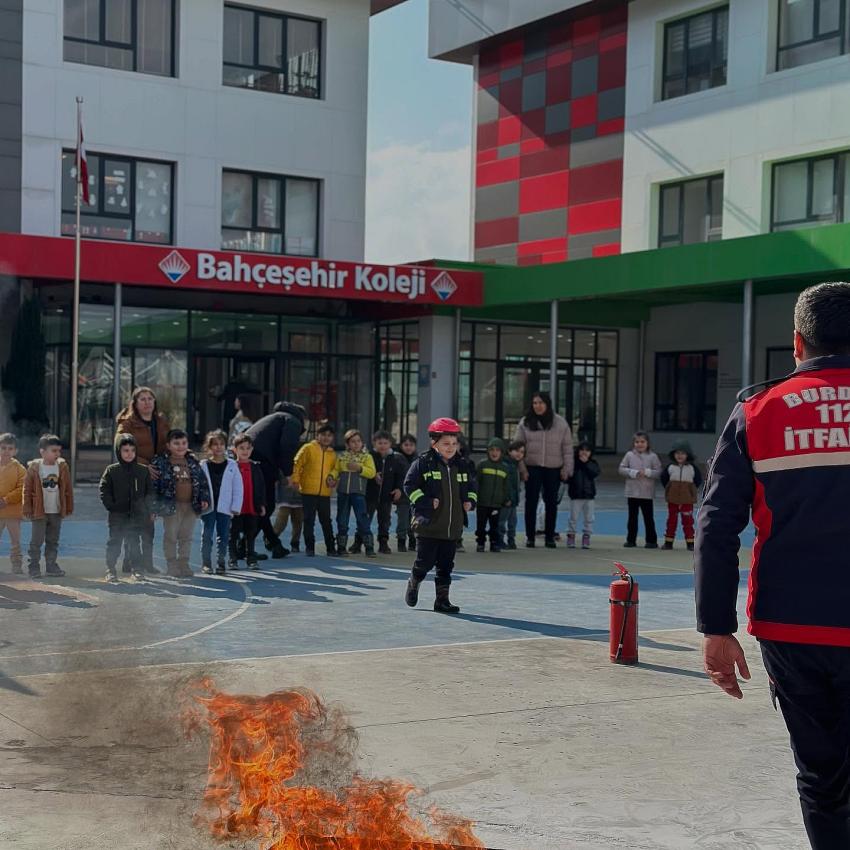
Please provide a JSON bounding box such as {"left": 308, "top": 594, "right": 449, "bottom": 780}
{"left": 115, "top": 386, "right": 170, "bottom": 574}
{"left": 514, "top": 391, "right": 573, "bottom": 549}
{"left": 245, "top": 400, "right": 306, "bottom": 559}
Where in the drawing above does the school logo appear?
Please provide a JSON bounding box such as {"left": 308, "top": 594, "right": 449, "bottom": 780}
{"left": 159, "top": 250, "right": 191, "bottom": 284}
{"left": 430, "top": 271, "right": 458, "bottom": 302}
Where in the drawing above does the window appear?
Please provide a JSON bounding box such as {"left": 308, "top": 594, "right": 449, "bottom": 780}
{"left": 777, "top": 0, "right": 848, "bottom": 71}
{"left": 659, "top": 175, "right": 723, "bottom": 247}
{"left": 662, "top": 6, "right": 729, "bottom": 100}
{"left": 223, "top": 5, "right": 321, "bottom": 98}
{"left": 772, "top": 151, "right": 850, "bottom": 231}
{"left": 63, "top": 0, "right": 176, "bottom": 76}
{"left": 221, "top": 170, "right": 319, "bottom": 255}
{"left": 61, "top": 150, "right": 173, "bottom": 244}
{"left": 654, "top": 351, "right": 718, "bottom": 432}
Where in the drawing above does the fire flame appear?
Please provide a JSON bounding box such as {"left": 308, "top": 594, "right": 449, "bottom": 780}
{"left": 183, "top": 678, "right": 486, "bottom": 850}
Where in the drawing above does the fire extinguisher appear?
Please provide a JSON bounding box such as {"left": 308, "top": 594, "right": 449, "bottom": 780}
{"left": 609, "top": 562, "right": 639, "bottom": 664}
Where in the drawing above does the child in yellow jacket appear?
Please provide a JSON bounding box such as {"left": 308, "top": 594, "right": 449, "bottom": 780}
{"left": 291, "top": 424, "right": 337, "bottom": 556}
{"left": 0, "top": 433, "right": 26, "bottom": 574}
{"left": 331, "top": 429, "right": 377, "bottom": 556}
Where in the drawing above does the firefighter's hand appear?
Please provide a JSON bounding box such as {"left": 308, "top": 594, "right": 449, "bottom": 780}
{"left": 463, "top": 501, "right": 472, "bottom": 512}
{"left": 703, "top": 634, "right": 751, "bottom": 700}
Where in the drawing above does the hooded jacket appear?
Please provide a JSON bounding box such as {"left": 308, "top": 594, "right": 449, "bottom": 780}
{"left": 292, "top": 441, "right": 337, "bottom": 497}
{"left": 661, "top": 441, "right": 703, "bottom": 505}
{"left": 332, "top": 449, "right": 376, "bottom": 496}
{"left": 568, "top": 451, "right": 600, "bottom": 500}
{"left": 245, "top": 402, "right": 306, "bottom": 475}
{"left": 476, "top": 439, "right": 510, "bottom": 509}
{"left": 366, "top": 449, "right": 408, "bottom": 505}
{"left": 23, "top": 458, "right": 74, "bottom": 519}
{"left": 0, "top": 458, "right": 25, "bottom": 520}
{"left": 100, "top": 452, "right": 152, "bottom": 521}
{"left": 150, "top": 450, "right": 210, "bottom": 516}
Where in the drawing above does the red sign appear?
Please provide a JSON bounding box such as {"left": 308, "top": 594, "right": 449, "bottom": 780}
{"left": 0, "top": 233, "right": 484, "bottom": 307}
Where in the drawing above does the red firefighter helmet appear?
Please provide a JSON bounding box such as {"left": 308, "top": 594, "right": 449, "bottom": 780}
{"left": 427, "top": 417, "right": 461, "bottom": 436}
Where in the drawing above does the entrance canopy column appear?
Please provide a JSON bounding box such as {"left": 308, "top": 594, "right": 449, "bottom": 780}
{"left": 417, "top": 314, "right": 458, "bottom": 446}
{"left": 742, "top": 279, "right": 755, "bottom": 389}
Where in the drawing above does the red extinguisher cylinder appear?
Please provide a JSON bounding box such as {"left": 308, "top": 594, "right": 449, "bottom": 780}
{"left": 609, "top": 563, "right": 639, "bottom": 664}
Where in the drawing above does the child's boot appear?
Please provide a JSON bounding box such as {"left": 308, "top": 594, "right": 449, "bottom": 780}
{"left": 405, "top": 568, "right": 427, "bottom": 607}
{"left": 663, "top": 540, "right": 674, "bottom": 550}
{"left": 686, "top": 541, "right": 694, "bottom": 551}
{"left": 378, "top": 537, "right": 392, "bottom": 555}
{"left": 434, "top": 585, "right": 460, "bottom": 614}
{"left": 215, "top": 560, "right": 226, "bottom": 575}
{"left": 336, "top": 534, "right": 348, "bottom": 555}
{"left": 364, "top": 534, "right": 377, "bottom": 558}
{"left": 397, "top": 535, "right": 407, "bottom": 553}
{"left": 349, "top": 534, "right": 362, "bottom": 554}
{"left": 581, "top": 533, "right": 591, "bottom": 549}
{"left": 566, "top": 533, "right": 576, "bottom": 548}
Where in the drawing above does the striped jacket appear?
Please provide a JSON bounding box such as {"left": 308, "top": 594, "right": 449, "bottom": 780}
{"left": 695, "top": 355, "right": 850, "bottom": 646}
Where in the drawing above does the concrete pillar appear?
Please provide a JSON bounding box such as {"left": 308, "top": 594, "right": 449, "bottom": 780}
{"left": 417, "top": 314, "right": 457, "bottom": 446}
{"left": 549, "top": 300, "right": 558, "bottom": 409}
{"left": 112, "top": 283, "right": 122, "bottom": 418}
{"left": 741, "top": 279, "right": 755, "bottom": 389}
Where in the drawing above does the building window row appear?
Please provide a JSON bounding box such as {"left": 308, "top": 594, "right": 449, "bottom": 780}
{"left": 657, "top": 149, "right": 850, "bottom": 247}
{"left": 61, "top": 151, "right": 320, "bottom": 254}
{"left": 661, "top": 2, "right": 849, "bottom": 103}
{"left": 62, "top": 0, "right": 322, "bottom": 99}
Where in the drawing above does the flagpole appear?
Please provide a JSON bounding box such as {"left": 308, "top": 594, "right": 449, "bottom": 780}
{"left": 70, "top": 96, "right": 83, "bottom": 484}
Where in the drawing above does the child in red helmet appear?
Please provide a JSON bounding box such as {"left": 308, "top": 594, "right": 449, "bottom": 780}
{"left": 402, "top": 418, "right": 477, "bottom": 613}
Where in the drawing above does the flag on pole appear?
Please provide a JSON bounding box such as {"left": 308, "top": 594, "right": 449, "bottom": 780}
{"left": 77, "top": 114, "right": 90, "bottom": 205}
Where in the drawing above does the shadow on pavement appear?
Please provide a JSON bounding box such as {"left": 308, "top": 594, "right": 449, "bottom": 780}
{"left": 0, "top": 669, "right": 37, "bottom": 695}
{"left": 633, "top": 661, "right": 707, "bottom": 680}
{"left": 452, "top": 612, "right": 606, "bottom": 638}
{"left": 0, "top": 582, "right": 96, "bottom": 610}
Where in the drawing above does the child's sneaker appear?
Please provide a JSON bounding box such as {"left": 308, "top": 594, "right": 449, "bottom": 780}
{"left": 131, "top": 569, "right": 145, "bottom": 581}
{"left": 306, "top": 547, "right": 315, "bottom": 557}
{"left": 662, "top": 541, "right": 674, "bottom": 550}
{"left": 290, "top": 540, "right": 301, "bottom": 553}
{"left": 686, "top": 542, "right": 694, "bottom": 551}
{"left": 507, "top": 540, "right": 517, "bottom": 550}
{"left": 106, "top": 569, "right": 119, "bottom": 583}
{"left": 247, "top": 558, "right": 260, "bottom": 570}
{"left": 581, "top": 533, "right": 591, "bottom": 550}
{"left": 490, "top": 543, "right": 501, "bottom": 553}
{"left": 215, "top": 562, "right": 226, "bottom": 575}
{"left": 44, "top": 567, "right": 66, "bottom": 577}
{"left": 475, "top": 544, "right": 485, "bottom": 553}
{"left": 623, "top": 541, "right": 636, "bottom": 548}
{"left": 228, "top": 558, "right": 240, "bottom": 570}
{"left": 202, "top": 564, "right": 213, "bottom": 575}
{"left": 566, "top": 533, "right": 576, "bottom": 549}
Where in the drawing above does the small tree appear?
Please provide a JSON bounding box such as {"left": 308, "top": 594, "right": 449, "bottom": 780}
{"left": 1, "top": 296, "right": 49, "bottom": 428}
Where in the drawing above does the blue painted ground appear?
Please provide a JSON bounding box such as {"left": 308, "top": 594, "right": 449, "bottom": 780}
{"left": 0, "top": 503, "right": 754, "bottom": 686}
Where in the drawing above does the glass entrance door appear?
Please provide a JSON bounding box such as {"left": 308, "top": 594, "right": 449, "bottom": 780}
{"left": 192, "top": 355, "right": 274, "bottom": 442}
{"left": 497, "top": 362, "right": 569, "bottom": 442}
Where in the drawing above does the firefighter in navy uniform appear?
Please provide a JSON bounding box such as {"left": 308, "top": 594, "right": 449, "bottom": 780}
{"left": 403, "top": 418, "right": 477, "bottom": 614}
{"left": 696, "top": 282, "right": 850, "bottom": 850}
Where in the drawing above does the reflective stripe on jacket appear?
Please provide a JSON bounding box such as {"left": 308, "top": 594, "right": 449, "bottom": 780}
{"left": 695, "top": 355, "right": 850, "bottom": 646}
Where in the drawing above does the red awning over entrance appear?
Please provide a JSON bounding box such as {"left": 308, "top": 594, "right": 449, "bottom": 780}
{"left": 0, "top": 233, "right": 484, "bottom": 307}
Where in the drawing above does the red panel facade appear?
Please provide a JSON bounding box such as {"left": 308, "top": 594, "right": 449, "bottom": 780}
{"left": 473, "top": 1, "right": 627, "bottom": 265}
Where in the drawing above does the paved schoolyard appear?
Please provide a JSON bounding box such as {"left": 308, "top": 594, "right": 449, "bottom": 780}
{"left": 0, "top": 487, "right": 805, "bottom": 850}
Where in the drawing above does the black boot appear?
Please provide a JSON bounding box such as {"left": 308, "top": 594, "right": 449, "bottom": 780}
{"left": 378, "top": 537, "right": 392, "bottom": 555}
{"left": 349, "top": 534, "right": 363, "bottom": 554}
{"left": 405, "top": 571, "right": 425, "bottom": 607}
{"left": 364, "top": 534, "right": 376, "bottom": 558}
{"left": 434, "top": 585, "right": 460, "bottom": 614}
{"left": 337, "top": 533, "right": 348, "bottom": 555}
{"left": 397, "top": 536, "right": 407, "bottom": 553}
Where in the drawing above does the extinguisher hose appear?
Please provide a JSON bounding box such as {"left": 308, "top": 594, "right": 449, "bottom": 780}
{"left": 615, "top": 573, "right": 635, "bottom": 662}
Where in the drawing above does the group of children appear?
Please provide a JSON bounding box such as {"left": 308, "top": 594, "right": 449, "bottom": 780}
{"left": 0, "top": 422, "right": 704, "bottom": 586}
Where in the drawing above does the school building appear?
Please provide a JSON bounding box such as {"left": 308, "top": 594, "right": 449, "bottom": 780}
{"left": 1, "top": 0, "right": 850, "bottom": 463}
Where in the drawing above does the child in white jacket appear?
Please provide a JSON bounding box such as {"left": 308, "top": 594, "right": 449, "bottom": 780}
{"left": 618, "top": 431, "right": 662, "bottom": 549}
{"left": 200, "top": 430, "right": 243, "bottom": 574}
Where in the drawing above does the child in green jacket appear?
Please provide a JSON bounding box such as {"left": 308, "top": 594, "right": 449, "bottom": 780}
{"left": 476, "top": 438, "right": 510, "bottom": 553}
